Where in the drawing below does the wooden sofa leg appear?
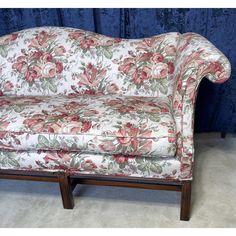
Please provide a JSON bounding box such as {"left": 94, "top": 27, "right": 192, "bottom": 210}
{"left": 58, "top": 173, "right": 74, "bottom": 209}
{"left": 221, "top": 132, "right": 227, "bottom": 138}
{"left": 180, "top": 181, "right": 192, "bottom": 221}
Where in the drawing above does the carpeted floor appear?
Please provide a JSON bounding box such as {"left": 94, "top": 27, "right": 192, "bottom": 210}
{"left": 0, "top": 133, "right": 235, "bottom": 228}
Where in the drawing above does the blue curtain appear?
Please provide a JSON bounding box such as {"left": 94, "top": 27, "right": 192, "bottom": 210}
{"left": 0, "top": 8, "right": 235, "bottom": 133}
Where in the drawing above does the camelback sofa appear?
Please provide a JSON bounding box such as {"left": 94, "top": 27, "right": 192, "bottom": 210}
{"left": 0, "top": 27, "right": 231, "bottom": 221}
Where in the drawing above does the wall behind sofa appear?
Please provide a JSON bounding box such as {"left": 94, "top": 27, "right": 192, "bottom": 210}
{"left": 0, "top": 8, "right": 235, "bottom": 133}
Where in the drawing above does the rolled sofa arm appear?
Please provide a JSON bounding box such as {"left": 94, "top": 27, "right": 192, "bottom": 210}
{"left": 173, "top": 32, "right": 231, "bottom": 180}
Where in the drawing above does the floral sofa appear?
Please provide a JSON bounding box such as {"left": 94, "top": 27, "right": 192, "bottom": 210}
{"left": 0, "top": 27, "right": 231, "bottom": 220}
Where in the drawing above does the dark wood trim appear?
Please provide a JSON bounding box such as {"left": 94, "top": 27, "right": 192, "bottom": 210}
{"left": 0, "top": 170, "right": 182, "bottom": 186}
{"left": 0, "top": 170, "right": 74, "bottom": 210}
{"left": 71, "top": 173, "right": 181, "bottom": 184}
{"left": 0, "top": 169, "right": 58, "bottom": 182}
{"left": 221, "top": 132, "right": 227, "bottom": 138}
{"left": 0, "top": 169, "right": 192, "bottom": 220}
{"left": 0, "top": 173, "right": 58, "bottom": 182}
{"left": 0, "top": 169, "right": 58, "bottom": 177}
{"left": 58, "top": 173, "right": 74, "bottom": 209}
{"left": 180, "top": 181, "right": 192, "bottom": 221}
{"left": 74, "top": 178, "right": 181, "bottom": 191}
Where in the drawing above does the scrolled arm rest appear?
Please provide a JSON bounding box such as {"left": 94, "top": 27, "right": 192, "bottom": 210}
{"left": 173, "top": 33, "right": 231, "bottom": 180}
{"left": 175, "top": 32, "right": 231, "bottom": 85}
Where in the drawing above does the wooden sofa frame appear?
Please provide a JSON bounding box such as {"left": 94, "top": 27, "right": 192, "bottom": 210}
{"left": 0, "top": 169, "right": 191, "bottom": 221}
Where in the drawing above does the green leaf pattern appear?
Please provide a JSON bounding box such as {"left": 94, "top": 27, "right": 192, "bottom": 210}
{"left": 0, "top": 95, "right": 176, "bottom": 157}
{"left": 0, "top": 28, "right": 231, "bottom": 180}
{"left": 0, "top": 150, "right": 180, "bottom": 180}
{"left": 0, "top": 27, "right": 179, "bottom": 97}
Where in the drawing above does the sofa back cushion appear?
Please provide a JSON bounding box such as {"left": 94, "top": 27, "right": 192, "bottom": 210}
{"left": 0, "top": 27, "right": 180, "bottom": 97}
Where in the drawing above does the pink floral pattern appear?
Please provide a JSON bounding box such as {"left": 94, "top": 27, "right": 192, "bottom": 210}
{"left": 173, "top": 33, "right": 231, "bottom": 179}
{"left": 11, "top": 31, "right": 66, "bottom": 93}
{"left": 0, "top": 27, "right": 231, "bottom": 181}
{"left": 0, "top": 27, "right": 179, "bottom": 96}
{"left": 0, "top": 95, "right": 176, "bottom": 157}
{"left": 0, "top": 33, "right": 18, "bottom": 58}
{"left": 0, "top": 150, "right": 180, "bottom": 180}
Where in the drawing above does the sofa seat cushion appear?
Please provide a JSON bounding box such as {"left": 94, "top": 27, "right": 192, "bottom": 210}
{"left": 0, "top": 150, "right": 181, "bottom": 180}
{"left": 0, "top": 95, "right": 176, "bottom": 157}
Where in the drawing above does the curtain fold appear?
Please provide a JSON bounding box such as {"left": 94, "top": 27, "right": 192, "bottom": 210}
{"left": 0, "top": 8, "right": 235, "bottom": 133}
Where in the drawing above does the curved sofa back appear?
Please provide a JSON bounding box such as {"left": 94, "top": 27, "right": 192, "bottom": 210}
{"left": 0, "top": 27, "right": 180, "bottom": 97}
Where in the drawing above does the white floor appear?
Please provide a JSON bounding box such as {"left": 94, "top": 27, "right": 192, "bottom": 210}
{"left": 0, "top": 133, "right": 235, "bottom": 227}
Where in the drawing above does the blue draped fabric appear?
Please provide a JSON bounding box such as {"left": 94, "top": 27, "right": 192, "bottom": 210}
{"left": 0, "top": 8, "right": 235, "bottom": 133}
